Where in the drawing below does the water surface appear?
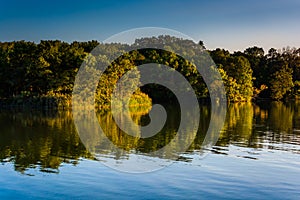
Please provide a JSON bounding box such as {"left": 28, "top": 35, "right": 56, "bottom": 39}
{"left": 0, "top": 101, "right": 300, "bottom": 199}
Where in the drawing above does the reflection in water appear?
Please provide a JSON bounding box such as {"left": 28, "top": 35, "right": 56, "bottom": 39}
{"left": 217, "top": 101, "right": 300, "bottom": 155}
{"left": 0, "top": 111, "right": 92, "bottom": 174}
{"left": 0, "top": 101, "right": 300, "bottom": 173}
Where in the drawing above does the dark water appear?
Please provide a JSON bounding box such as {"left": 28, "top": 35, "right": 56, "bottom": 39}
{"left": 0, "top": 101, "right": 300, "bottom": 199}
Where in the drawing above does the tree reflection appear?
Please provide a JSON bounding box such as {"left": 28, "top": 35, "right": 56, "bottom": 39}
{"left": 0, "top": 101, "right": 300, "bottom": 173}
{"left": 217, "top": 102, "right": 254, "bottom": 146}
{"left": 0, "top": 110, "right": 92, "bottom": 174}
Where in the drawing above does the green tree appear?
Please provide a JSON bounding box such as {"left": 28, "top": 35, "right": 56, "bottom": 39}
{"left": 211, "top": 49, "right": 253, "bottom": 101}
{"left": 269, "top": 64, "right": 293, "bottom": 100}
{"left": 243, "top": 46, "right": 267, "bottom": 88}
{"left": 265, "top": 48, "right": 294, "bottom": 100}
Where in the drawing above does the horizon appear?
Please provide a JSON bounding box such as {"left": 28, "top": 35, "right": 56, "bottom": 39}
{"left": 0, "top": 37, "right": 296, "bottom": 54}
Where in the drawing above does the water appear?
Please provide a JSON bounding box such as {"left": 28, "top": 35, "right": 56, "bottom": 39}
{"left": 0, "top": 101, "right": 300, "bottom": 199}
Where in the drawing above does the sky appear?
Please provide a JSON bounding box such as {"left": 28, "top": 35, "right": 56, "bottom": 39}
{"left": 0, "top": 0, "right": 299, "bottom": 52}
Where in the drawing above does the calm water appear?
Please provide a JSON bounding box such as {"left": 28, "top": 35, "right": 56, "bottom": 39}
{"left": 0, "top": 101, "right": 300, "bottom": 199}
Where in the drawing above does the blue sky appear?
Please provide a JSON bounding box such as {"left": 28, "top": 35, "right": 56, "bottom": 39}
{"left": 0, "top": 0, "right": 299, "bottom": 52}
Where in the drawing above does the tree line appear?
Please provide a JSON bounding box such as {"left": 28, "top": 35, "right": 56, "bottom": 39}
{"left": 210, "top": 46, "right": 300, "bottom": 101}
{"left": 0, "top": 37, "right": 299, "bottom": 109}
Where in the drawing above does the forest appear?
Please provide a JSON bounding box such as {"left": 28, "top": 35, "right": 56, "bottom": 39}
{"left": 0, "top": 36, "right": 299, "bottom": 109}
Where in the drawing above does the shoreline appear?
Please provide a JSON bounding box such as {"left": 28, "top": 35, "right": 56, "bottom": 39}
{"left": 1, "top": 96, "right": 298, "bottom": 111}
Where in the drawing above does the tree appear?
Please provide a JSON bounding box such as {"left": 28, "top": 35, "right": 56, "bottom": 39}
{"left": 243, "top": 46, "right": 267, "bottom": 88}
{"left": 269, "top": 64, "right": 293, "bottom": 100}
{"left": 264, "top": 48, "right": 294, "bottom": 100}
{"left": 211, "top": 49, "right": 253, "bottom": 101}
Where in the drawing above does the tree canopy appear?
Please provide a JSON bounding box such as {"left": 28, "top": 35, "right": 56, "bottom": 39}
{"left": 0, "top": 37, "right": 299, "bottom": 109}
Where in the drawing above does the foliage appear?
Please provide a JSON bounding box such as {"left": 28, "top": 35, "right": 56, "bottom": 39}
{"left": 0, "top": 38, "right": 300, "bottom": 107}
{"left": 210, "top": 49, "right": 253, "bottom": 101}
{"left": 269, "top": 64, "right": 294, "bottom": 100}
